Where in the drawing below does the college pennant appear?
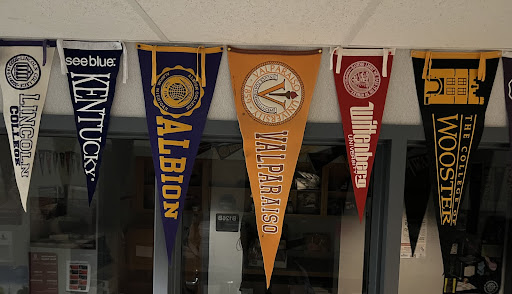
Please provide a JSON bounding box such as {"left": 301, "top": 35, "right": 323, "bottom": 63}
{"left": 0, "top": 40, "right": 55, "bottom": 211}
{"left": 502, "top": 52, "right": 512, "bottom": 151}
{"left": 411, "top": 50, "right": 500, "bottom": 293}
{"left": 227, "top": 47, "right": 322, "bottom": 287}
{"left": 58, "top": 40, "right": 126, "bottom": 204}
{"left": 137, "top": 44, "right": 223, "bottom": 262}
{"left": 331, "top": 48, "right": 394, "bottom": 221}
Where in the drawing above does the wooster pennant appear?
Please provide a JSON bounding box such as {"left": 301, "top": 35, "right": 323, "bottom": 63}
{"left": 137, "top": 44, "right": 223, "bottom": 263}
{"left": 228, "top": 47, "right": 321, "bottom": 288}
{"left": 0, "top": 40, "right": 55, "bottom": 211}
{"left": 58, "top": 40, "right": 125, "bottom": 204}
{"left": 411, "top": 50, "right": 500, "bottom": 294}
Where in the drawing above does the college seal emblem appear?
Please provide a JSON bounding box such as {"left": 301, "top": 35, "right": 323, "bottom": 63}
{"left": 343, "top": 61, "right": 381, "bottom": 99}
{"left": 151, "top": 66, "right": 204, "bottom": 118}
{"left": 242, "top": 61, "right": 304, "bottom": 125}
{"left": 5, "top": 54, "right": 41, "bottom": 90}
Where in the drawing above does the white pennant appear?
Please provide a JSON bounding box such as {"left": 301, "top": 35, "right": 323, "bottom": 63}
{"left": 0, "top": 46, "right": 55, "bottom": 211}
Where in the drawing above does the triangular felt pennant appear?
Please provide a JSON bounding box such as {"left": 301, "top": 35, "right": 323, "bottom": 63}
{"left": 411, "top": 50, "right": 500, "bottom": 293}
{"left": 227, "top": 47, "right": 322, "bottom": 288}
{"left": 137, "top": 44, "right": 223, "bottom": 262}
{"left": 502, "top": 53, "right": 512, "bottom": 149}
{"left": 404, "top": 152, "right": 431, "bottom": 256}
{"left": 0, "top": 41, "right": 55, "bottom": 211}
{"left": 59, "top": 40, "right": 124, "bottom": 204}
{"left": 332, "top": 48, "right": 394, "bottom": 221}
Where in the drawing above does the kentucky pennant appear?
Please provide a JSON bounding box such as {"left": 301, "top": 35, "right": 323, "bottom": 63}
{"left": 227, "top": 47, "right": 322, "bottom": 287}
{"left": 58, "top": 40, "right": 125, "bottom": 204}
{"left": 0, "top": 40, "right": 55, "bottom": 211}
{"left": 137, "top": 44, "right": 223, "bottom": 262}
{"left": 411, "top": 50, "right": 500, "bottom": 293}
{"left": 331, "top": 48, "right": 394, "bottom": 221}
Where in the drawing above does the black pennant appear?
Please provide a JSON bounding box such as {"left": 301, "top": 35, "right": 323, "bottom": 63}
{"left": 404, "top": 150, "right": 431, "bottom": 256}
{"left": 62, "top": 41, "right": 123, "bottom": 204}
{"left": 411, "top": 50, "right": 500, "bottom": 293}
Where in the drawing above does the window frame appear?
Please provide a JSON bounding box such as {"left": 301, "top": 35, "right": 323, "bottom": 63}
{"left": 0, "top": 114, "right": 509, "bottom": 294}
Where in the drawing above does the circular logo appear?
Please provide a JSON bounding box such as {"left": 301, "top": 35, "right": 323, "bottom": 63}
{"left": 5, "top": 54, "right": 41, "bottom": 90}
{"left": 343, "top": 61, "right": 381, "bottom": 99}
{"left": 151, "top": 66, "right": 204, "bottom": 118}
{"left": 242, "top": 61, "right": 304, "bottom": 125}
{"left": 484, "top": 280, "right": 499, "bottom": 294}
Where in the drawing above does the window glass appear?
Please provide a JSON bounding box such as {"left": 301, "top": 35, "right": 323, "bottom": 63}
{"left": 175, "top": 143, "right": 375, "bottom": 294}
{"left": 0, "top": 136, "right": 154, "bottom": 294}
{"left": 399, "top": 145, "right": 512, "bottom": 294}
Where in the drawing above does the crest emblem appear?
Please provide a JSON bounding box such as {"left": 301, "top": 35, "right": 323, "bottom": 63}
{"left": 5, "top": 54, "right": 41, "bottom": 90}
{"left": 343, "top": 61, "right": 381, "bottom": 99}
{"left": 152, "top": 66, "right": 204, "bottom": 118}
{"left": 242, "top": 61, "right": 304, "bottom": 125}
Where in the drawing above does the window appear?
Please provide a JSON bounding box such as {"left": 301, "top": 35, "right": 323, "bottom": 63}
{"left": 0, "top": 135, "right": 155, "bottom": 294}
{"left": 172, "top": 142, "right": 379, "bottom": 294}
{"left": 399, "top": 144, "right": 512, "bottom": 294}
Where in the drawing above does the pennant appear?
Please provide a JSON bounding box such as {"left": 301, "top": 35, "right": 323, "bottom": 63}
{"left": 0, "top": 41, "right": 55, "bottom": 211}
{"left": 502, "top": 52, "right": 512, "bottom": 148}
{"left": 227, "top": 47, "right": 322, "bottom": 287}
{"left": 331, "top": 48, "right": 394, "bottom": 221}
{"left": 58, "top": 40, "right": 125, "bottom": 204}
{"left": 411, "top": 50, "right": 500, "bottom": 293}
{"left": 404, "top": 151, "right": 431, "bottom": 256}
{"left": 137, "top": 44, "right": 223, "bottom": 262}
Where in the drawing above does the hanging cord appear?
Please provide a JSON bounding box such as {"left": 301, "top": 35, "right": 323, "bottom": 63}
{"left": 120, "top": 41, "right": 128, "bottom": 84}
{"left": 382, "top": 48, "right": 390, "bottom": 78}
{"left": 196, "top": 46, "right": 206, "bottom": 87}
{"left": 422, "top": 51, "right": 432, "bottom": 80}
{"left": 56, "top": 39, "right": 68, "bottom": 74}
{"left": 478, "top": 52, "right": 486, "bottom": 82}
{"left": 329, "top": 47, "right": 342, "bottom": 74}
{"left": 151, "top": 45, "right": 157, "bottom": 85}
{"left": 42, "top": 40, "right": 48, "bottom": 66}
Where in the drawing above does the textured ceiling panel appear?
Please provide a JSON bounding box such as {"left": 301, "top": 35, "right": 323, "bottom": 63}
{"left": 135, "top": 0, "right": 370, "bottom": 45}
{"left": 352, "top": 0, "right": 512, "bottom": 48}
{"left": 0, "top": 0, "right": 161, "bottom": 41}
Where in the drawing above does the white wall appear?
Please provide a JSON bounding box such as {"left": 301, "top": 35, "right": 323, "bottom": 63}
{"left": 0, "top": 45, "right": 508, "bottom": 127}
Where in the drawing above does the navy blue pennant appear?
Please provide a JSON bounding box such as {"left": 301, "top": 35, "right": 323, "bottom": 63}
{"left": 62, "top": 41, "right": 123, "bottom": 204}
{"left": 137, "top": 44, "right": 223, "bottom": 261}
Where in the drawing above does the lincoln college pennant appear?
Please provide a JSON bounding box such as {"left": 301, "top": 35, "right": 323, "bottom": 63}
{"left": 227, "top": 47, "right": 322, "bottom": 288}
{"left": 0, "top": 40, "right": 55, "bottom": 211}
{"left": 137, "top": 44, "right": 223, "bottom": 262}
{"left": 58, "top": 40, "right": 126, "bottom": 204}
{"left": 331, "top": 48, "right": 394, "bottom": 222}
{"left": 411, "top": 50, "right": 500, "bottom": 293}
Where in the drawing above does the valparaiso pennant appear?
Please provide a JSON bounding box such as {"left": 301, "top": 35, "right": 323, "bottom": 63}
{"left": 411, "top": 50, "right": 500, "bottom": 294}
{"left": 331, "top": 48, "right": 394, "bottom": 222}
{"left": 0, "top": 41, "right": 55, "bottom": 211}
{"left": 227, "top": 47, "right": 322, "bottom": 288}
{"left": 58, "top": 40, "right": 126, "bottom": 204}
{"left": 137, "top": 44, "right": 223, "bottom": 262}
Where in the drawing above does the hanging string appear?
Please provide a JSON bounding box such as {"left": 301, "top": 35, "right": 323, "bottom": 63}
{"left": 120, "top": 41, "right": 128, "bottom": 84}
{"left": 56, "top": 39, "right": 68, "bottom": 74}
{"left": 328, "top": 47, "right": 343, "bottom": 74}
{"left": 42, "top": 40, "right": 48, "bottom": 66}
{"left": 196, "top": 46, "right": 206, "bottom": 87}
{"left": 478, "top": 52, "right": 486, "bottom": 82}
{"left": 382, "top": 48, "right": 389, "bottom": 78}
{"left": 422, "top": 51, "right": 432, "bottom": 80}
{"left": 151, "top": 45, "right": 157, "bottom": 85}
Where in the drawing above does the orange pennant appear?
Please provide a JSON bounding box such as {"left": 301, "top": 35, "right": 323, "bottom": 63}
{"left": 227, "top": 47, "right": 322, "bottom": 288}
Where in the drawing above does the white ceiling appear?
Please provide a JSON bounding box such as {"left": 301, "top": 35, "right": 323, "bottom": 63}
{"left": 1, "top": 0, "right": 511, "bottom": 49}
